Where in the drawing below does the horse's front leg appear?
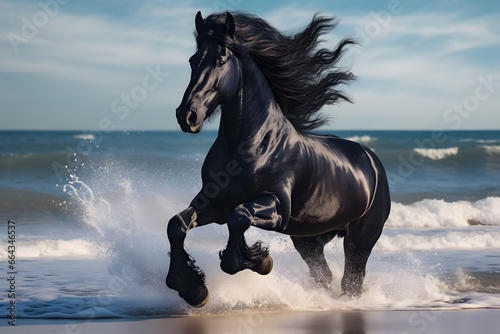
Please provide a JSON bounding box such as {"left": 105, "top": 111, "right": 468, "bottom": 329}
{"left": 220, "top": 194, "right": 284, "bottom": 275}
{"left": 166, "top": 206, "right": 215, "bottom": 307}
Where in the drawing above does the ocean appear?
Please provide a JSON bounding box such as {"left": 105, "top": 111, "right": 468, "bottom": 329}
{"left": 0, "top": 130, "right": 499, "bottom": 320}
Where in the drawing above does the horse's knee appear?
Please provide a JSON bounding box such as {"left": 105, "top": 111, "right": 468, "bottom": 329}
{"left": 228, "top": 195, "right": 284, "bottom": 232}
{"left": 168, "top": 208, "right": 198, "bottom": 242}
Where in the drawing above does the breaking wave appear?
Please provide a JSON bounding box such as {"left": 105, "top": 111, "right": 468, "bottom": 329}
{"left": 413, "top": 147, "right": 459, "bottom": 160}
{"left": 387, "top": 197, "right": 500, "bottom": 228}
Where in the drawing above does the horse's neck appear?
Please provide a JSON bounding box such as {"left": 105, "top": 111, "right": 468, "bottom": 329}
{"left": 219, "top": 58, "right": 290, "bottom": 154}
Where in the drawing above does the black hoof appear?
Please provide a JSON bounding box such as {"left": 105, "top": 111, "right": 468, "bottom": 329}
{"left": 253, "top": 254, "right": 273, "bottom": 275}
{"left": 179, "top": 285, "right": 210, "bottom": 308}
{"left": 220, "top": 257, "right": 240, "bottom": 275}
{"left": 341, "top": 285, "right": 363, "bottom": 299}
{"left": 166, "top": 273, "right": 209, "bottom": 308}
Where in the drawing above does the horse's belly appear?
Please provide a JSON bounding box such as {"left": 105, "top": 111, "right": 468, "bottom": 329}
{"left": 284, "top": 180, "right": 371, "bottom": 236}
{"left": 284, "top": 215, "right": 346, "bottom": 237}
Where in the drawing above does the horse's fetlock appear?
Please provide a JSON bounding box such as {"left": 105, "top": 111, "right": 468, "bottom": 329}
{"left": 167, "top": 216, "right": 188, "bottom": 240}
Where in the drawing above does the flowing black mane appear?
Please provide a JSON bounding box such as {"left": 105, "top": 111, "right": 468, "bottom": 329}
{"left": 196, "top": 12, "right": 357, "bottom": 131}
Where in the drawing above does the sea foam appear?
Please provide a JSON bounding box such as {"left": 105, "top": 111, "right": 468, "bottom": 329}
{"left": 0, "top": 238, "right": 107, "bottom": 259}
{"left": 387, "top": 197, "right": 500, "bottom": 228}
{"left": 346, "top": 135, "right": 374, "bottom": 143}
{"left": 376, "top": 229, "right": 500, "bottom": 251}
{"left": 413, "top": 147, "right": 459, "bottom": 160}
{"left": 53, "top": 176, "right": 500, "bottom": 315}
{"left": 482, "top": 145, "right": 500, "bottom": 155}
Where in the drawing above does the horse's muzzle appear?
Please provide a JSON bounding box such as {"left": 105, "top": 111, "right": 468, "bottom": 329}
{"left": 186, "top": 110, "right": 198, "bottom": 127}
{"left": 176, "top": 107, "right": 201, "bottom": 133}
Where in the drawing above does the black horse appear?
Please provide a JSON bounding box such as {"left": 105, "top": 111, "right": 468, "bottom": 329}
{"left": 166, "top": 11, "right": 391, "bottom": 307}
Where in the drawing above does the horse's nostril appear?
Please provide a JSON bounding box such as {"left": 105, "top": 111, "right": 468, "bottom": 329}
{"left": 187, "top": 110, "right": 198, "bottom": 125}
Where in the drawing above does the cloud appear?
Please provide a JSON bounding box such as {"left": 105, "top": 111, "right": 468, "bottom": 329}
{"left": 380, "top": 12, "right": 500, "bottom": 55}
{"left": 261, "top": 4, "right": 317, "bottom": 32}
{"left": 0, "top": 0, "right": 498, "bottom": 130}
{"left": 0, "top": 1, "right": 206, "bottom": 78}
{"left": 345, "top": 11, "right": 500, "bottom": 99}
{"left": 0, "top": 0, "right": 205, "bottom": 129}
{"left": 253, "top": 6, "right": 500, "bottom": 96}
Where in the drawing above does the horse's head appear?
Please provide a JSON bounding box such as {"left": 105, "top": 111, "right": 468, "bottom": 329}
{"left": 176, "top": 12, "right": 241, "bottom": 133}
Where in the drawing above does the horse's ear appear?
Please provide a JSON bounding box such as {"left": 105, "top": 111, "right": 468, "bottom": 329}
{"left": 195, "top": 11, "right": 207, "bottom": 34}
{"left": 225, "top": 12, "right": 235, "bottom": 37}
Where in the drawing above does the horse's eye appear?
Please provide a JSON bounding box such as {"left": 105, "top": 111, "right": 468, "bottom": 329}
{"left": 217, "top": 60, "right": 226, "bottom": 67}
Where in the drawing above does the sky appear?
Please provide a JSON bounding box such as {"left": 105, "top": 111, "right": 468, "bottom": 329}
{"left": 0, "top": 0, "right": 499, "bottom": 131}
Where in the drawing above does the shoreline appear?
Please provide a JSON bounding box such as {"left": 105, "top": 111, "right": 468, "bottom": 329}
{"left": 2, "top": 309, "right": 499, "bottom": 333}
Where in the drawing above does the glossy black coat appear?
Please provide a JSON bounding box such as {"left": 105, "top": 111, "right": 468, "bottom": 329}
{"left": 166, "top": 12, "right": 391, "bottom": 307}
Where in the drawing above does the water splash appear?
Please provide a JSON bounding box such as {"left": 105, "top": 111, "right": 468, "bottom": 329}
{"left": 56, "top": 173, "right": 500, "bottom": 316}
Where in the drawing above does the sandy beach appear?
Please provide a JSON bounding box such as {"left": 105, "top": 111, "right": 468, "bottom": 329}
{"left": 2, "top": 309, "right": 499, "bottom": 334}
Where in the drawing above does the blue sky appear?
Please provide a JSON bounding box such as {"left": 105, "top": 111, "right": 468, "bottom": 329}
{"left": 1, "top": 0, "right": 499, "bottom": 130}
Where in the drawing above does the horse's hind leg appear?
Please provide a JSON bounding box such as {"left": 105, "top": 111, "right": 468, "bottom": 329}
{"left": 341, "top": 234, "right": 373, "bottom": 297}
{"left": 341, "top": 161, "right": 391, "bottom": 297}
{"left": 342, "top": 191, "right": 389, "bottom": 297}
{"left": 291, "top": 231, "right": 338, "bottom": 289}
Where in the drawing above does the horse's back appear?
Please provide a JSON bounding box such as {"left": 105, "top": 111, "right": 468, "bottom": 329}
{"left": 309, "top": 133, "right": 385, "bottom": 173}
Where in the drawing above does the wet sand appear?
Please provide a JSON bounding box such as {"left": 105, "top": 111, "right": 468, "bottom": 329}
{"left": 2, "top": 309, "right": 499, "bottom": 334}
